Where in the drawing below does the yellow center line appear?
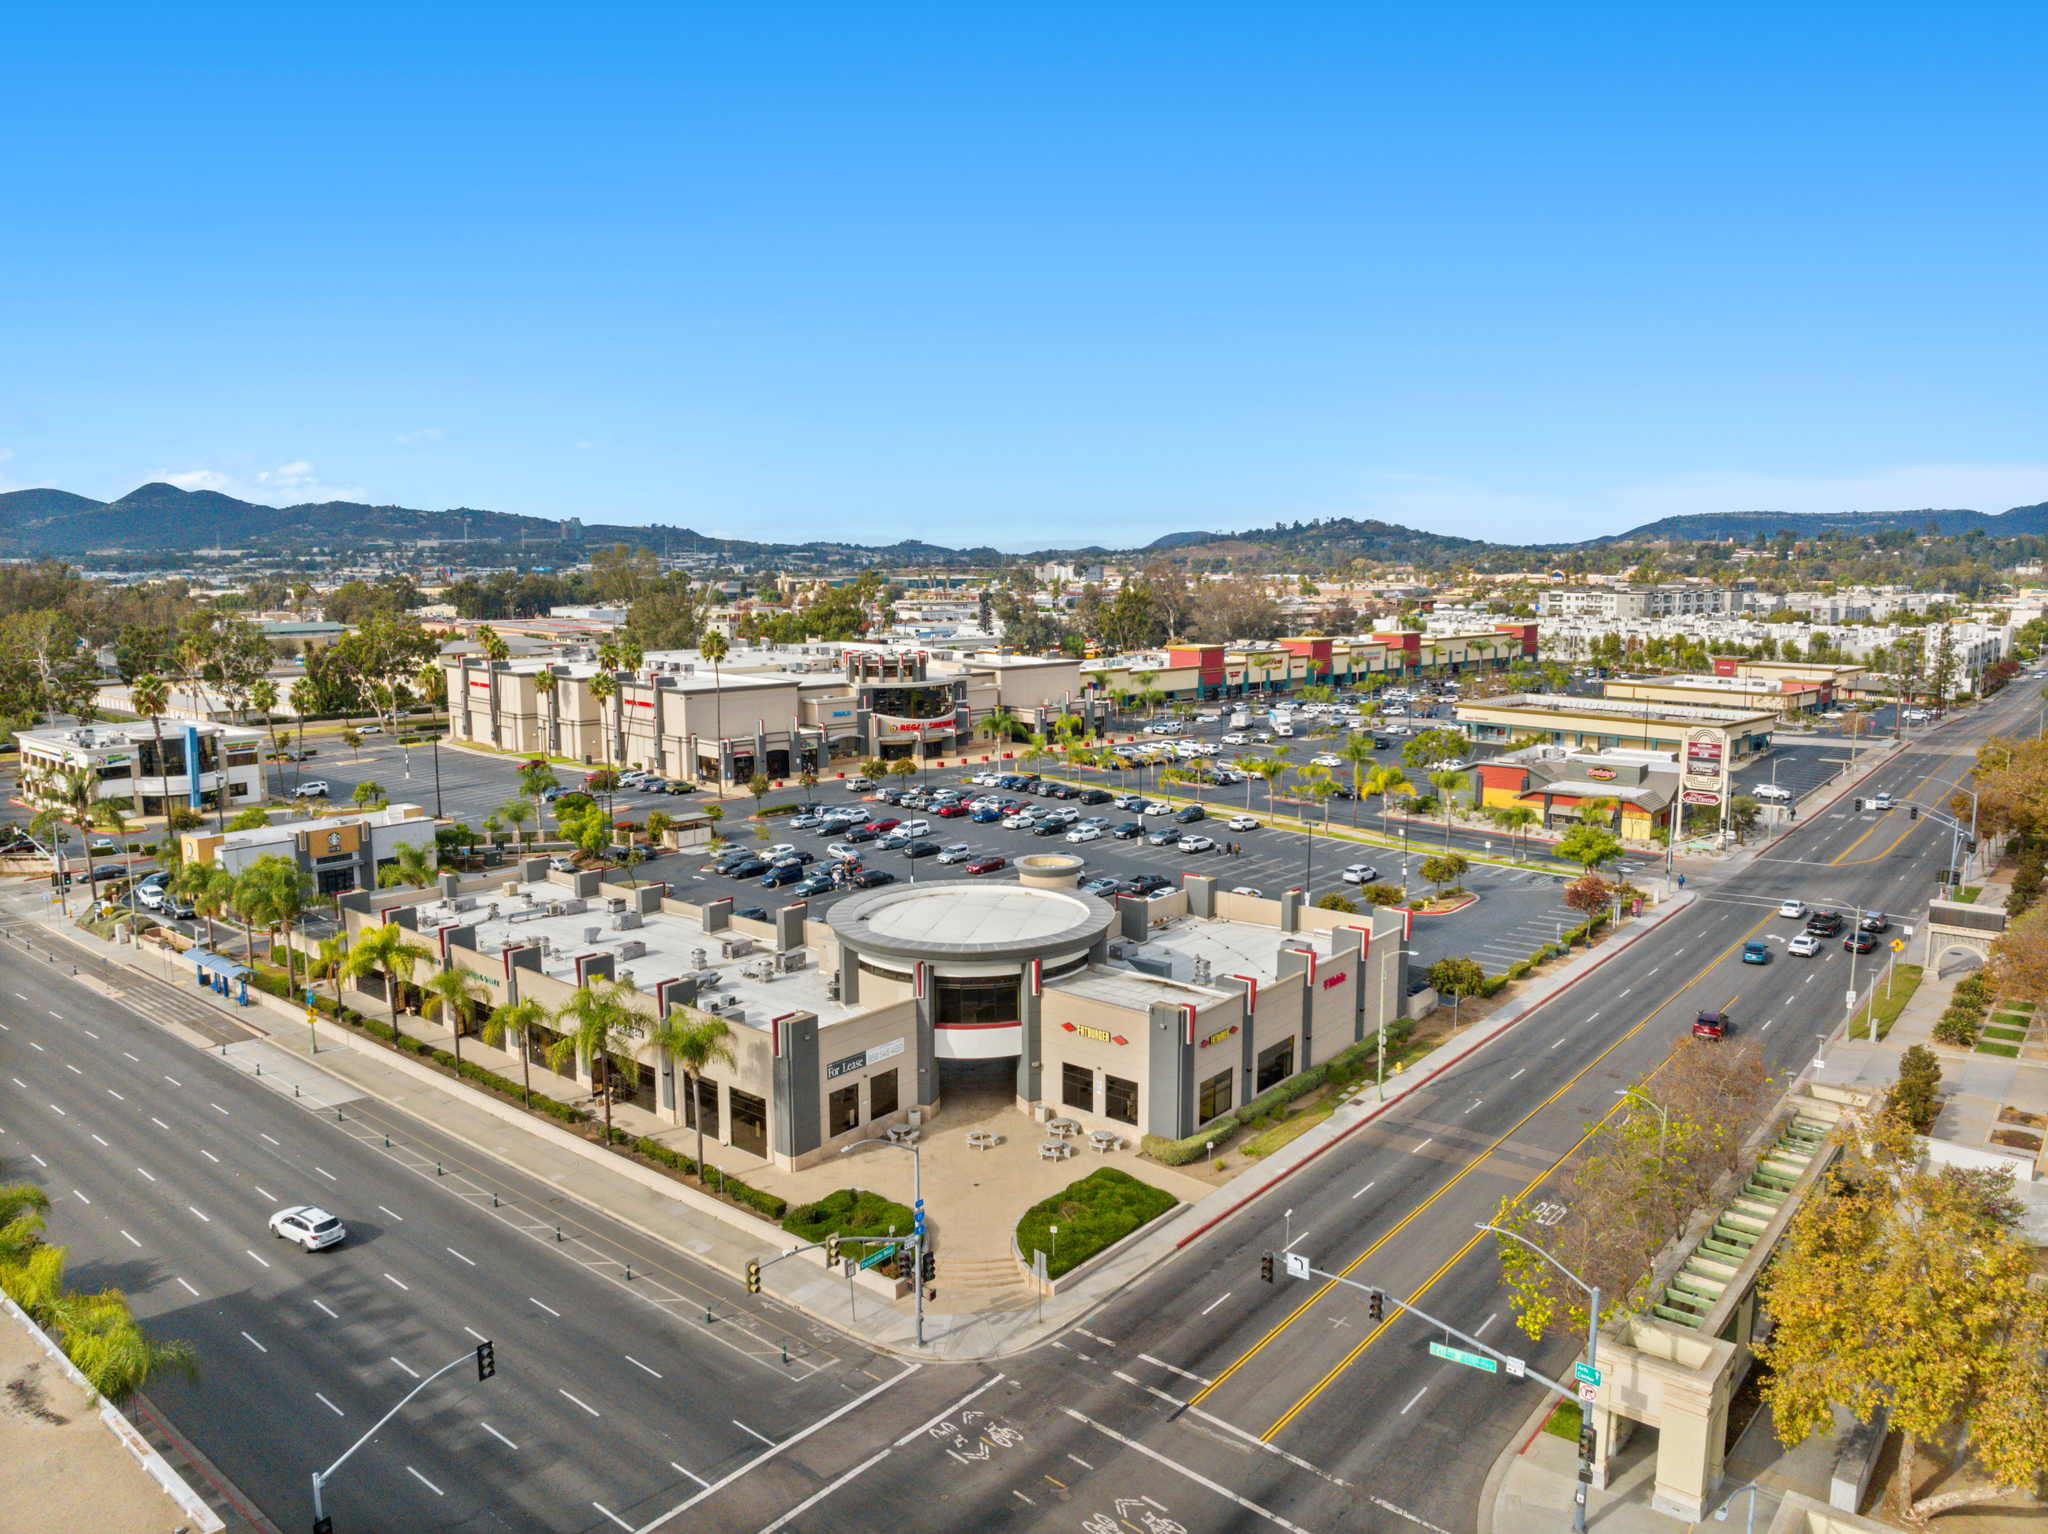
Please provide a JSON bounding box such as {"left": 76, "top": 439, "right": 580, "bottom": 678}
{"left": 1828, "top": 749, "right": 1977, "bottom": 867}
{"left": 1187, "top": 908, "right": 1774, "bottom": 1413}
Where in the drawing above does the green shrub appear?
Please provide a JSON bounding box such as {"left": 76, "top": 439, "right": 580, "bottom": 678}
{"left": 755, "top": 802, "right": 801, "bottom": 818}
{"left": 1479, "top": 974, "right": 1509, "bottom": 998}
{"left": 1507, "top": 960, "right": 1531, "bottom": 980}
{"left": 609, "top": 1132, "right": 787, "bottom": 1216}
{"left": 1953, "top": 973, "right": 1991, "bottom": 1007}
{"left": 783, "top": 1188, "right": 916, "bottom": 1257}
{"left": 1016, "top": 1167, "right": 1177, "bottom": 1278}
{"left": 1931, "top": 1013, "right": 1980, "bottom": 1048}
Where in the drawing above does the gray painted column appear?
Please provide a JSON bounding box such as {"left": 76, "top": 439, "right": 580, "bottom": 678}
{"left": 1016, "top": 972, "right": 1042, "bottom": 1105}
{"left": 1146, "top": 1001, "right": 1196, "bottom": 1140}
{"left": 1279, "top": 888, "right": 1300, "bottom": 934}
{"left": 1331, "top": 925, "right": 1368, "bottom": 1045}
{"left": 837, "top": 942, "right": 860, "bottom": 1005}
{"left": 1275, "top": 944, "right": 1315, "bottom": 1070}
{"left": 702, "top": 896, "right": 732, "bottom": 933}
{"left": 774, "top": 904, "right": 806, "bottom": 951}
{"left": 915, "top": 981, "right": 937, "bottom": 1112}
{"left": 772, "top": 1011, "right": 821, "bottom": 1162}
{"left": 1183, "top": 873, "right": 1216, "bottom": 918}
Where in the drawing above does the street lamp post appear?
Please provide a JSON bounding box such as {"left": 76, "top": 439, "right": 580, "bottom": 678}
{"left": 1614, "top": 1087, "right": 1671, "bottom": 1181}
{"left": 1479, "top": 1223, "right": 1601, "bottom": 1534}
{"left": 1712, "top": 1481, "right": 1777, "bottom": 1534}
{"left": 841, "top": 1136, "right": 926, "bottom": 1346}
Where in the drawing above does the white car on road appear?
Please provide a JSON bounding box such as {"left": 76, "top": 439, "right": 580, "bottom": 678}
{"left": 1787, "top": 934, "right": 1822, "bottom": 958}
{"left": 1778, "top": 899, "right": 1807, "bottom": 918}
{"left": 1753, "top": 784, "right": 1792, "bottom": 802}
{"left": 269, "top": 1205, "right": 347, "bottom": 1251}
{"left": 293, "top": 780, "right": 330, "bottom": 798}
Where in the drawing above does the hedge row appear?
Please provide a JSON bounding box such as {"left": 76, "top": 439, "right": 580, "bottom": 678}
{"left": 1140, "top": 1028, "right": 1412, "bottom": 1166}
{"left": 603, "top": 1129, "right": 789, "bottom": 1219}
{"left": 305, "top": 993, "right": 590, "bottom": 1126}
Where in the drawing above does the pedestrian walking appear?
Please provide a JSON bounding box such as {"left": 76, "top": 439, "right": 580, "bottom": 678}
{"left": 1677, "top": 873, "right": 1685, "bottom": 888}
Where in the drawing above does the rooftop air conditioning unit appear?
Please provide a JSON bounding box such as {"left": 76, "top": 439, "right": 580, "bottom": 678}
{"left": 774, "top": 949, "right": 806, "bottom": 973}
{"left": 451, "top": 896, "right": 476, "bottom": 913}
{"left": 546, "top": 902, "right": 568, "bottom": 917}
{"left": 691, "top": 948, "right": 707, "bottom": 971}
{"left": 609, "top": 911, "right": 642, "bottom": 931}
{"left": 606, "top": 897, "right": 627, "bottom": 913}
{"left": 583, "top": 925, "right": 602, "bottom": 944}
{"left": 617, "top": 939, "right": 646, "bottom": 961}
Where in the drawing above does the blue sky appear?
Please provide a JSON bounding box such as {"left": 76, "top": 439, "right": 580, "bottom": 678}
{"left": 3, "top": 5, "right": 2044, "bottom": 549}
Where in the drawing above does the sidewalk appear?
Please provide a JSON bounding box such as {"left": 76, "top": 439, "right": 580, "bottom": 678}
{"left": 29, "top": 887, "right": 1694, "bottom": 1360}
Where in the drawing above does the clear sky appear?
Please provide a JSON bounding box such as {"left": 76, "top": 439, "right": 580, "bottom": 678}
{"left": 3, "top": 4, "right": 2044, "bottom": 549}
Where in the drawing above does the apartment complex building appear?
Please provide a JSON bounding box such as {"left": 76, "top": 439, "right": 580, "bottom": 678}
{"left": 1078, "top": 626, "right": 1538, "bottom": 703}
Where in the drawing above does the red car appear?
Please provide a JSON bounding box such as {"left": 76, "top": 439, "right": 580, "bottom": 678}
{"left": 935, "top": 803, "right": 969, "bottom": 818}
{"left": 865, "top": 817, "right": 900, "bottom": 833}
{"left": 965, "top": 855, "right": 1007, "bottom": 875}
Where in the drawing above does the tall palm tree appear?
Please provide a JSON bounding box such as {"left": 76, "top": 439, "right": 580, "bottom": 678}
{"left": 699, "top": 632, "right": 730, "bottom": 784}
{"left": 341, "top": 923, "right": 436, "bottom": 1050}
{"left": 312, "top": 934, "right": 350, "bottom": 1014}
{"left": 1337, "top": 733, "right": 1376, "bottom": 827}
{"left": 248, "top": 678, "right": 282, "bottom": 794}
{"left": 547, "top": 976, "right": 643, "bottom": 1145}
{"left": 534, "top": 668, "right": 559, "bottom": 756}
{"left": 1246, "top": 755, "right": 1289, "bottom": 821}
{"left": 1363, "top": 763, "right": 1410, "bottom": 840}
{"left": 171, "top": 861, "right": 230, "bottom": 948}
{"left": 1428, "top": 767, "right": 1469, "bottom": 848}
{"left": 128, "top": 673, "right": 173, "bottom": 819}
{"left": 482, "top": 998, "right": 549, "bottom": 1107}
{"left": 288, "top": 676, "right": 318, "bottom": 776}
{"left": 588, "top": 671, "right": 617, "bottom": 778}
{"left": 420, "top": 967, "right": 490, "bottom": 1068}
{"left": 645, "top": 1005, "right": 739, "bottom": 1178}
{"left": 984, "top": 705, "right": 1020, "bottom": 750}
{"left": 53, "top": 766, "right": 103, "bottom": 889}
{"left": 1493, "top": 802, "right": 1540, "bottom": 860}
{"left": 498, "top": 796, "right": 535, "bottom": 849}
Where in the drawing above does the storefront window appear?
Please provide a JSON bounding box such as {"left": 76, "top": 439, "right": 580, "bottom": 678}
{"left": 694, "top": 1077, "right": 720, "bottom": 1137}
{"left": 1104, "top": 1074, "right": 1138, "bottom": 1126}
{"left": 1256, "top": 1039, "right": 1295, "bottom": 1094}
{"left": 730, "top": 1088, "right": 767, "bottom": 1158}
{"left": 869, "top": 1068, "right": 899, "bottom": 1119}
{"left": 935, "top": 975, "right": 1019, "bottom": 1027}
{"left": 1198, "top": 1070, "right": 1233, "bottom": 1124}
{"left": 828, "top": 1083, "right": 859, "bottom": 1136}
{"left": 1061, "top": 1063, "right": 1094, "bottom": 1114}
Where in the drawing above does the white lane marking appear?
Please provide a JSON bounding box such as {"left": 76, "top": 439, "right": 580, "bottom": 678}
{"left": 187, "top": 1207, "right": 209, "bottom": 1222}
{"left": 391, "top": 1356, "right": 419, "bottom": 1378}
{"left": 120, "top": 1229, "right": 141, "bottom": 1247}
{"left": 1140, "top": 1353, "right": 1214, "bottom": 1386}
{"left": 48, "top": 1011, "right": 61, "bottom": 1020}
{"left": 163, "top": 1076, "right": 180, "bottom": 1086}
{"left": 1585, "top": 1012, "right": 1599, "bottom": 1022}
{"left": 150, "top": 1117, "right": 168, "bottom": 1129}
{"left": 1013, "top": 1491, "right": 1037, "bottom": 1507}
{"left": 1510, "top": 1068, "right": 1526, "bottom": 1080}
{"left": 643, "top": 1365, "right": 925, "bottom": 1530}
{"left": 71, "top": 1189, "right": 91, "bottom": 1205}
{"left": 245, "top": 1249, "right": 270, "bottom": 1269}
{"left": 892, "top": 1374, "right": 1001, "bottom": 1449}
{"left": 592, "top": 1504, "right": 633, "bottom": 1531}
{"left": 1352, "top": 1181, "right": 1377, "bottom": 1199}
{"left": 81, "top": 1030, "right": 96, "bottom": 1040}
{"left": 383, "top": 1273, "right": 409, "bottom": 1291}
{"left": 314, "top": 1166, "right": 335, "bottom": 1180}
{"left": 316, "top": 1393, "right": 344, "bottom": 1416}
{"left": 464, "top": 1326, "right": 488, "bottom": 1343}
{"left": 379, "top": 1205, "right": 403, "bottom": 1221}
{"left": 626, "top": 1355, "right": 663, "bottom": 1378}
{"left": 106, "top": 1089, "right": 124, "bottom": 1101}
{"left": 734, "top": 1419, "right": 775, "bottom": 1446}
{"left": 482, "top": 1421, "right": 519, "bottom": 1450}
{"left": 135, "top": 1167, "right": 155, "bottom": 1181}
{"left": 1075, "top": 1326, "right": 1116, "bottom": 1347}
{"left": 26, "top": 1042, "right": 43, "bottom": 1052}
{"left": 260, "top": 1133, "right": 279, "bottom": 1146}
{"left": 123, "top": 1052, "right": 138, "bottom": 1062}
{"left": 64, "top": 1063, "right": 82, "bottom": 1075}
{"left": 91, "top": 1132, "right": 106, "bottom": 1144}
{"left": 445, "top": 1246, "right": 475, "bottom": 1267}
{"left": 1401, "top": 1386, "right": 1427, "bottom": 1413}
{"left": 1763, "top": 1019, "right": 1775, "bottom": 1031}
{"left": 1617, "top": 989, "right": 1631, "bottom": 1000}
{"left": 176, "top": 1277, "right": 199, "bottom": 1296}
{"left": 560, "top": 1388, "right": 601, "bottom": 1417}
{"left": 758, "top": 1447, "right": 896, "bottom": 1534}
{"left": 530, "top": 1297, "right": 560, "bottom": 1317}
{"left": 1464, "top": 1099, "right": 1483, "bottom": 1115}
{"left": 670, "top": 1461, "right": 709, "bottom": 1488}
{"left": 1646, "top": 968, "right": 1659, "bottom": 978}
{"left": 1062, "top": 1407, "right": 1313, "bottom": 1534}
{"left": 253, "top": 1185, "right": 273, "bottom": 1200}
{"left": 1413, "top": 1137, "right": 1434, "bottom": 1152}
{"left": 313, "top": 1300, "right": 338, "bottom": 1318}
{"left": 1068, "top": 1454, "right": 1094, "bottom": 1470}
{"left": 407, "top": 1467, "right": 443, "bottom": 1496}
{"left": 1201, "top": 1291, "right": 1231, "bottom": 1315}
{"left": 200, "top": 1150, "right": 218, "bottom": 1163}
{"left": 8, "top": 1079, "right": 22, "bottom": 1090}
{"left": 241, "top": 1331, "right": 267, "bottom": 1353}
{"left": 1551, "top": 1037, "right": 1567, "bottom": 1049}
{"left": 1476, "top": 1312, "right": 1498, "bottom": 1335}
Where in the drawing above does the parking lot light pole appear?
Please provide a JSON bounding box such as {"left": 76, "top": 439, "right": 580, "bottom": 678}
{"left": 1478, "top": 1223, "right": 1600, "bottom": 1534}
{"left": 841, "top": 1136, "right": 925, "bottom": 1346}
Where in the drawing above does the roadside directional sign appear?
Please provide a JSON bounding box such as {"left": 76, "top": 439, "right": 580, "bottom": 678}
{"left": 858, "top": 1243, "right": 898, "bottom": 1272}
{"left": 1429, "top": 1341, "right": 1498, "bottom": 1373}
{"left": 1283, "top": 1253, "right": 1311, "bottom": 1280}
{"left": 1574, "top": 1363, "right": 1602, "bottom": 1386}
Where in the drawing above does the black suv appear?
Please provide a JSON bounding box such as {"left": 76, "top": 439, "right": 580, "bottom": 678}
{"left": 1079, "top": 789, "right": 1114, "bottom": 805}
{"left": 1805, "top": 910, "right": 1844, "bottom": 937}
{"left": 1111, "top": 821, "right": 1143, "bottom": 839}
{"left": 1174, "top": 805, "right": 1206, "bottom": 824}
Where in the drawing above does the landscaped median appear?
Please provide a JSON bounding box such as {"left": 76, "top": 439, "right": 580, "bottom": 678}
{"left": 1014, "top": 1168, "right": 1178, "bottom": 1291}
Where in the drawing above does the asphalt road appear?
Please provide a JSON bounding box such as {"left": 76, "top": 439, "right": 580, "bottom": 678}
{"left": 0, "top": 928, "right": 934, "bottom": 1534}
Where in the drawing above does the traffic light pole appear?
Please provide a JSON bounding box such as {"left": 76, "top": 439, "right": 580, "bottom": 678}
{"left": 310, "top": 1342, "right": 495, "bottom": 1531}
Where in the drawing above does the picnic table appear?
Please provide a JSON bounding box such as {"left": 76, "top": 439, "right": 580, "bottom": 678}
{"left": 1088, "top": 1129, "right": 1122, "bottom": 1153}
{"left": 965, "top": 1130, "right": 999, "bottom": 1152}
{"left": 1038, "top": 1139, "right": 1072, "bottom": 1162}
{"left": 885, "top": 1122, "right": 921, "bottom": 1145}
{"left": 1046, "top": 1117, "right": 1080, "bottom": 1139}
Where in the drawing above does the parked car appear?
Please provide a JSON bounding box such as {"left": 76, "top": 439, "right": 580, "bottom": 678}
{"left": 966, "top": 855, "right": 1008, "bottom": 875}
{"left": 936, "top": 844, "right": 975, "bottom": 864}
{"left": 1230, "top": 886, "right": 1263, "bottom": 897}
{"left": 851, "top": 868, "right": 897, "bottom": 889}
{"left": 1741, "top": 941, "right": 1770, "bottom": 965}
{"left": 1112, "top": 821, "right": 1143, "bottom": 839}
{"left": 733, "top": 906, "right": 770, "bottom": 921}
{"left": 792, "top": 874, "right": 835, "bottom": 897}
{"left": 1173, "top": 805, "right": 1206, "bottom": 824}
{"left": 1147, "top": 825, "right": 1182, "bottom": 847}
{"left": 1227, "top": 814, "right": 1259, "bottom": 831}
{"left": 1078, "top": 874, "right": 1118, "bottom": 894}
{"left": 294, "top": 780, "right": 331, "bottom": 798}
{"left": 1754, "top": 784, "right": 1792, "bottom": 803}
{"left": 1121, "top": 874, "right": 1172, "bottom": 897}
{"left": 1079, "top": 789, "right": 1114, "bottom": 805}
{"left": 846, "top": 776, "right": 877, "bottom": 792}
{"left": 1066, "top": 825, "right": 1102, "bottom": 842}
{"left": 1787, "top": 933, "right": 1822, "bottom": 957}
{"left": 902, "top": 841, "right": 940, "bottom": 859}
{"left": 727, "top": 858, "right": 770, "bottom": 878}
{"left": 1181, "top": 835, "right": 1216, "bottom": 853}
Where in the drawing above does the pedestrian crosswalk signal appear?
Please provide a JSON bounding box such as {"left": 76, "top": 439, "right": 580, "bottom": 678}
{"left": 745, "top": 1258, "right": 761, "bottom": 1294}
{"left": 475, "top": 1339, "right": 495, "bottom": 1381}
{"left": 1367, "top": 1290, "right": 1384, "bottom": 1323}
{"left": 1259, "top": 1251, "right": 1275, "bottom": 1283}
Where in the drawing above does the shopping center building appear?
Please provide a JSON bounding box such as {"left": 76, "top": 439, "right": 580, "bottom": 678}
{"left": 338, "top": 864, "right": 1412, "bottom": 1170}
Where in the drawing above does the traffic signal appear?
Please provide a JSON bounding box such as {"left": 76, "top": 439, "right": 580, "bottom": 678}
{"left": 1367, "top": 1289, "right": 1384, "bottom": 1323}
{"left": 1579, "top": 1422, "right": 1597, "bottom": 1462}
{"left": 1910, "top": 805, "right": 1919, "bottom": 820}
{"left": 919, "top": 1248, "right": 936, "bottom": 1284}
{"left": 1853, "top": 798, "right": 1864, "bottom": 812}
{"left": 1260, "top": 1251, "right": 1275, "bottom": 1283}
{"left": 825, "top": 1234, "right": 840, "bottom": 1264}
{"left": 314, "top": 1518, "right": 333, "bottom": 1534}
{"left": 745, "top": 1258, "right": 761, "bottom": 1294}
{"left": 475, "top": 1339, "right": 495, "bottom": 1381}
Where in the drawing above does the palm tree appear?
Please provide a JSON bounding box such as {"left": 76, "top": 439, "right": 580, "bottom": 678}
{"left": 984, "top": 705, "right": 1020, "bottom": 750}
{"left": 482, "top": 998, "right": 549, "bottom": 1107}
{"left": 379, "top": 841, "right": 437, "bottom": 890}
{"left": 534, "top": 668, "right": 559, "bottom": 756}
{"left": 1337, "top": 733, "right": 1376, "bottom": 827}
{"left": 1492, "top": 802, "right": 1540, "bottom": 860}
{"left": 172, "top": 861, "right": 232, "bottom": 949}
{"left": 50, "top": 1288, "right": 201, "bottom": 1406}
{"left": 547, "top": 976, "right": 644, "bottom": 1145}
{"left": 53, "top": 766, "right": 103, "bottom": 889}
{"left": 312, "top": 934, "right": 350, "bottom": 1015}
{"left": 351, "top": 779, "right": 385, "bottom": 810}
{"left": 289, "top": 676, "right": 318, "bottom": 774}
{"left": 420, "top": 967, "right": 490, "bottom": 1068}
{"left": 480, "top": 625, "right": 512, "bottom": 664}
{"left": 646, "top": 1006, "right": 739, "bottom": 1178}
{"left": 1428, "top": 767, "right": 1469, "bottom": 848}
{"left": 341, "top": 923, "right": 436, "bottom": 1050}
{"left": 700, "top": 632, "right": 730, "bottom": 784}
{"left": 587, "top": 671, "right": 617, "bottom": 777}
{"left": 1018, "top": 733, "right": 1050, "bottom": 781}
{"left": 1363, "top": 763, "right": 1410, "bottom": 840}
{"left": 128, "top": 673, "right": 173, "bottom": 818}
{"left": 247, "top": 678, "right": 283, "bottom": 793}
{"left": 1298, "top": 764, "right": 1337, "bottom": 833}
{"left": 1246, "top": 755, "right": 1290, "bottom": 821}
{"left": 498, "top": 796, "right": 535, "bottom": 849}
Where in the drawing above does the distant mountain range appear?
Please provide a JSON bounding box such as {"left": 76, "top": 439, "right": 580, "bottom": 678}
{"left": 1, "top": 481, "right": 2042, "bottom": 565}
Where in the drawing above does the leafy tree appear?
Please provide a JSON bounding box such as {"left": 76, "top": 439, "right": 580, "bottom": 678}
{"left": 1987, "top": 903, "right": 2048, "bottom": 1002}
{"left": 378, "top": 841, "right": 437, "bottom": 890}
{"left": 1312, "top": 892, "right": 1358, "bottom": 913}
{"left": 1427, "top": 955, "right": 1485, "bottom": 1017}
{"left": 1419, "top": 852, "right": 1469, "bottom": 897}
{"left": 1562, "top": 873, "right": 1615, "bottom": 930}
{"left": 482, "top": 998, "right": 549, "bottom": 1108}
{"left": 351, "top": 779, "right": 385, "bottom": 810}
{"left": 887, "top": 757, "right": 919, "bottom": 791}
{"left": 227, "top": 807, "right": 271, "bottom": 831}
{"left": 1556, "top": 823, "right": 1622, "bottom": 872}
{"left": 548, "top": 975, "right": 645, "bottom": 1145}
{"left": 1757, "top": 1113, "right": 2048, "bottom": 1523}
{"left": 1358, "top": 881, "right": 1405, "bottom": 908}
{"left": 341, "top": 923, "right": 436, "bottom": 1050}
{"left": 420, "top": 967, "right": 490, "bottom": 1069}
{"left": 1888, "top": 1044, "right": 1942, "bottom": 1134}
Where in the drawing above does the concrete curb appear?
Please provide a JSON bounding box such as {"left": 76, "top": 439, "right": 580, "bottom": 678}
{"left": 1170, "top": 891, "right": 1698, "bottom": 1250}
{"left": 1478, "top": 1394, "right": 1566, "bottom": 1534}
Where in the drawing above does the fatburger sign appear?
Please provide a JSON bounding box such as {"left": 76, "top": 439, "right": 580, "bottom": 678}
{"left": 1584, "top": 765, "right": 1617, "bottom": 781}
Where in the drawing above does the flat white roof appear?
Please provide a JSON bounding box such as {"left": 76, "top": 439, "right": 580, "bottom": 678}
{"left": 1101, "top": 913, "right": 1348, "bottom": 987}
{"left": 861, "top": 886, "right": 1097, "bottom": 947}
